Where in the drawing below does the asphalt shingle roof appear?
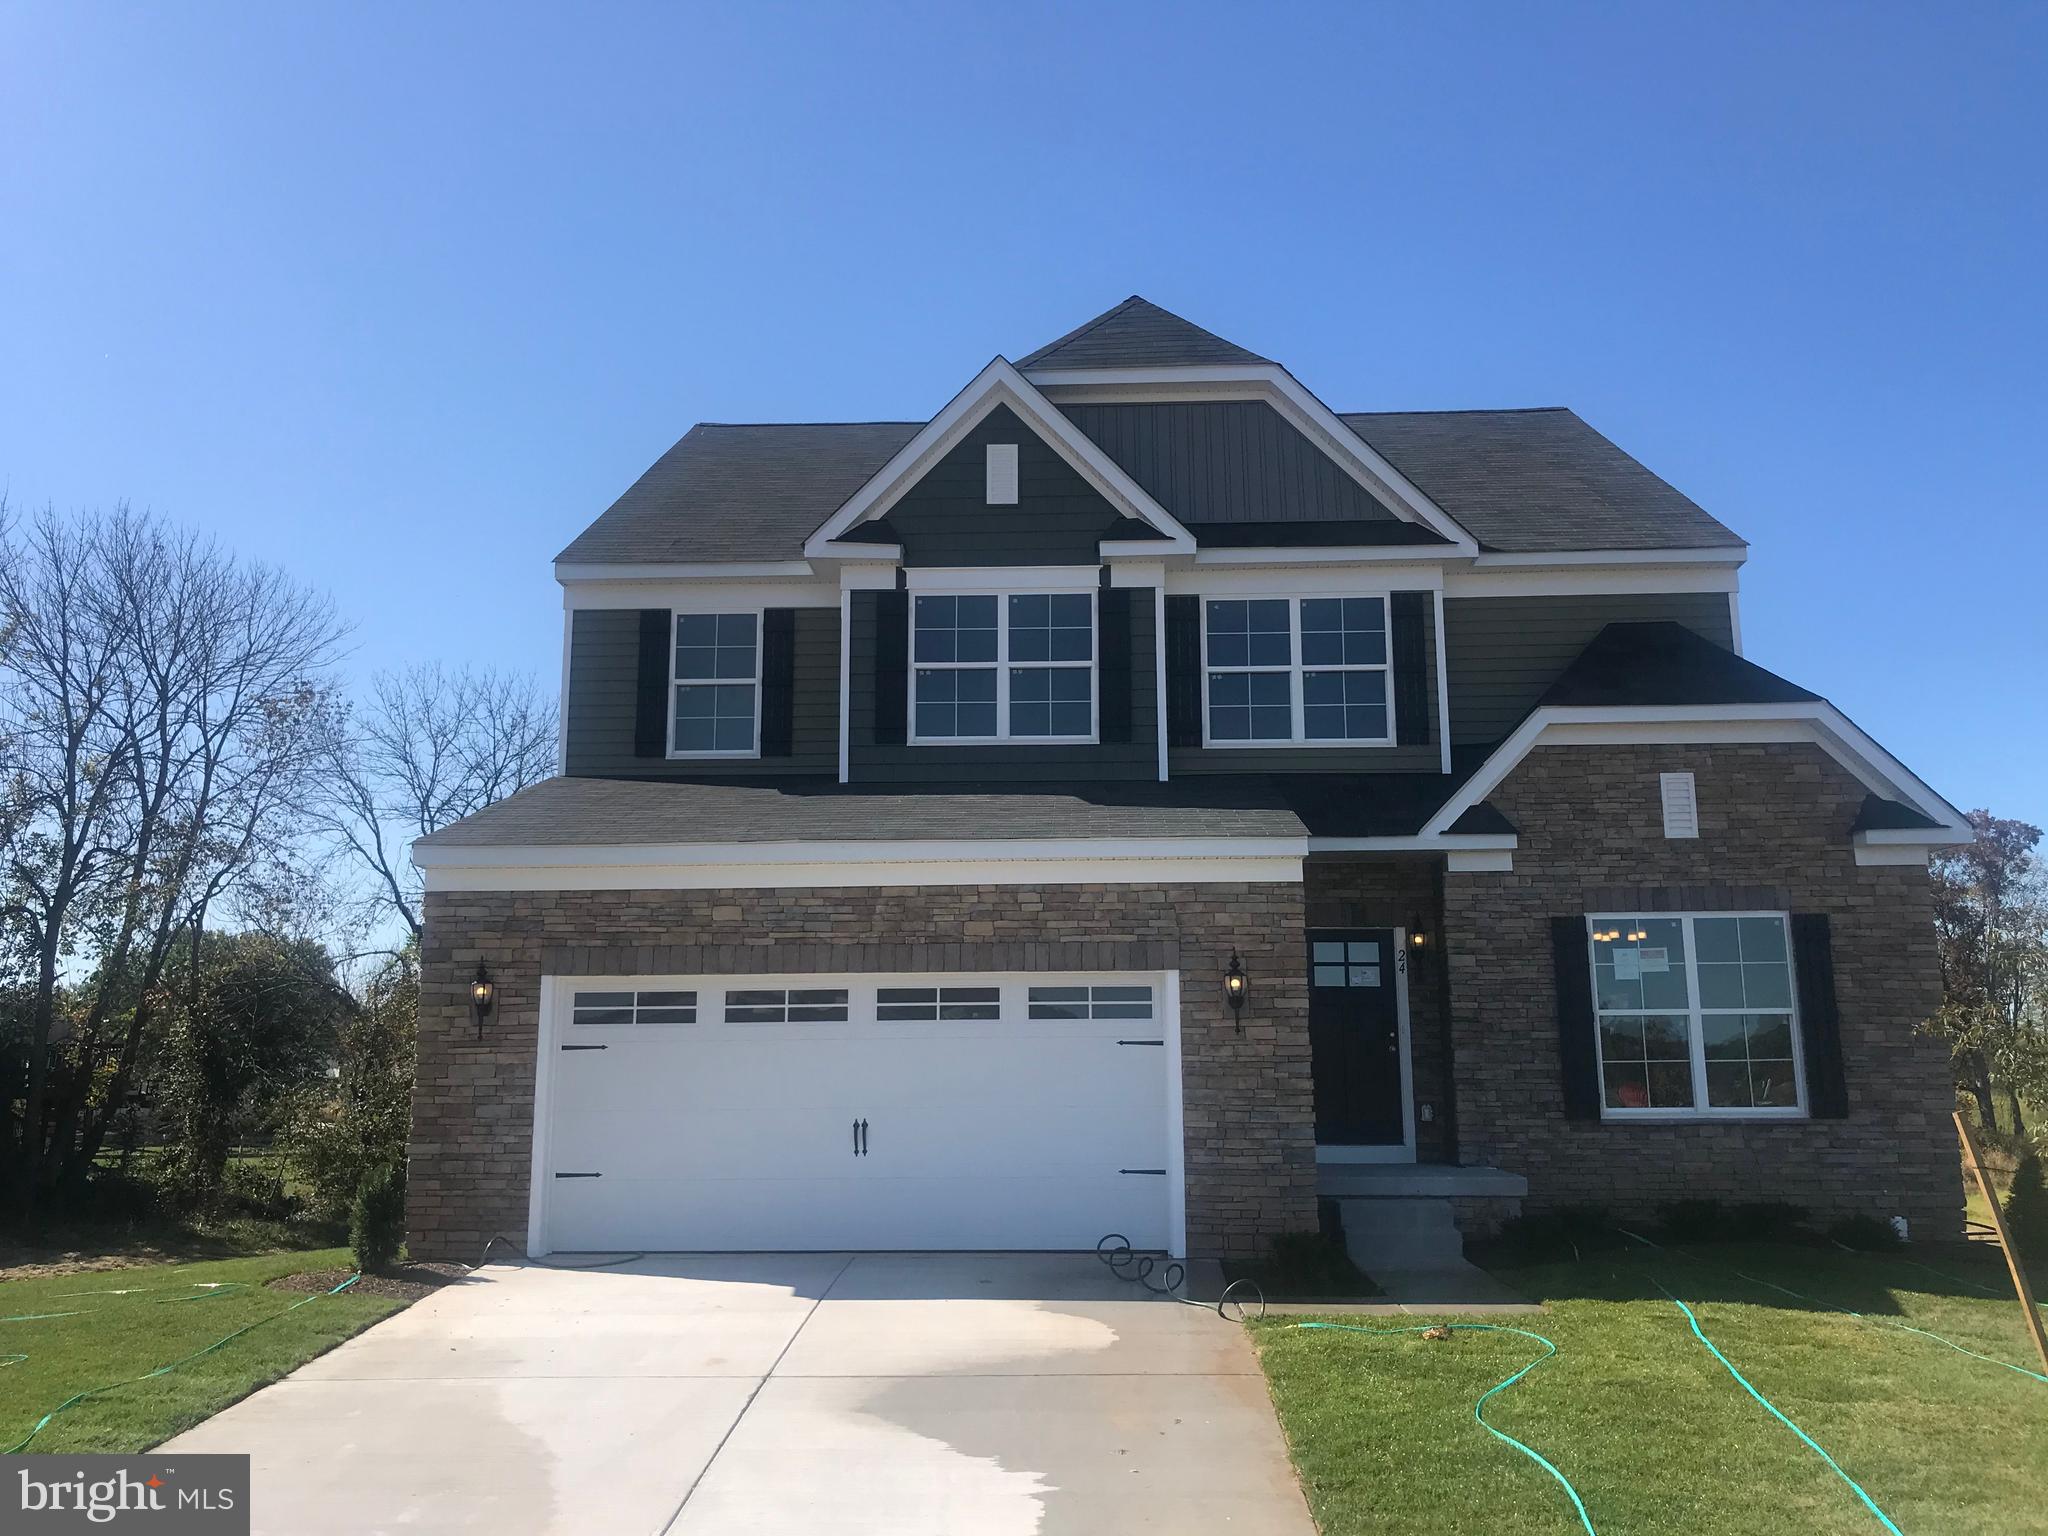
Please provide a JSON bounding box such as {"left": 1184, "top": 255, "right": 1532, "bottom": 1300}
{"left": 555, "top": 421, "right": 918, "bottom": 565}
{"left": 1343, "top": 408, "right": 1744, "bottom": 553}
{"left": 410, "top": 771, "right": 1524, "bottom": 850}
{"left": 414, "top": 775, "right": 1310, "bottom": 848}
{"left": 1017, "top": 296, "right": 1269, "bottom": 370}
{"left": 1539, "top": 621, "right": 1820, "bottom": 709}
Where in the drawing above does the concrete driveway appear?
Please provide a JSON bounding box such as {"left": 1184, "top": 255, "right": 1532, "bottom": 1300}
{"left": 164, "top": 1253, "right": 1314, "bottom": 1536}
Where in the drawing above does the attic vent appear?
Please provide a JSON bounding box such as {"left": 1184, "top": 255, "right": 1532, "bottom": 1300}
{"left": 986, "top": 443, "right": 1019, "bottom": 505}
{"left": 1659, "top": 772, "right": 1699, "bottom": 839}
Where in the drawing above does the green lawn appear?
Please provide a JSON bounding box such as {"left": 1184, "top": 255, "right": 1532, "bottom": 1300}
{"left": 0, "top": 1249, "right": 404, "bottom": 1454}
{"left": 1252, "top": 1242, "right": 2048, "bottom": 1536}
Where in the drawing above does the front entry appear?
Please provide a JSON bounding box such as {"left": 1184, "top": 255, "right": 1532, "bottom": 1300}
{"left": 1307, "top": 929, "right": 1413, "bottom": 1157}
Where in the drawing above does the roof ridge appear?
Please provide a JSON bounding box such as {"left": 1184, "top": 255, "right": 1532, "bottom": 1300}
{"left": 1016, "top": 295, "right": 1146, "bottom": 368}
{"left": 1340, "top": 405, "right": 1574, "bottom": 418}
{"left": 692, "top": 419, "right": 925, "bottom": 429}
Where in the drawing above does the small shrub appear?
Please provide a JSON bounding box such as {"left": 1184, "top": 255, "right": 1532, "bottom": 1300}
{"left": 1827, "top": 1213, "right": 1902, "bottom": 1252}
{"left": 2003, "top": 1151, "right": 2048, "bottom": 1262}
{"left": 350, "top": 1162, "right": 407, "bottom": 1274}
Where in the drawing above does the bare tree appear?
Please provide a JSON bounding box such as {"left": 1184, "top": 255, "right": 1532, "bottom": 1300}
{"left": 316, "top": 665, "right": 557, "bottom": 943}
{"left": 0, "top": 504, "right": 346, "bottom": 1205}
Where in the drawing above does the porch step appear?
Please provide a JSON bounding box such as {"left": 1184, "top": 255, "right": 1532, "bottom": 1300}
{"left": 1337, "top": 1196, "right": 1467, "bottom": 1269}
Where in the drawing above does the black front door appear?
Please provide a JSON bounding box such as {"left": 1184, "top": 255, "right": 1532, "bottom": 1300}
{"left": 1308, "top": 929, "right": 1404, "bottom": 1146}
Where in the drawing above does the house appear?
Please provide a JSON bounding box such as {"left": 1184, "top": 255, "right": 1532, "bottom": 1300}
{"left": 407, "top": 297, "right": 1969, "bottom": 1264}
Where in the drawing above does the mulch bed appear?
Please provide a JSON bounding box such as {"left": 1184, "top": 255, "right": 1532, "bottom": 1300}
{"left": 267, "top": 1262, "right": 470, "bottom": 1302}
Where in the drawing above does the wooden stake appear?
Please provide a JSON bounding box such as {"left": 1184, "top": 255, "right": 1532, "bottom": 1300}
{"left": 1954, "top": 1110, "right": 2048, "bottom": 1375}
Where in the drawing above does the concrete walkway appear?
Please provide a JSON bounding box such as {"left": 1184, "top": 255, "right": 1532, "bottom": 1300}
{"left": 164, "top": 1253, "right": 1315, "bottom": 1536}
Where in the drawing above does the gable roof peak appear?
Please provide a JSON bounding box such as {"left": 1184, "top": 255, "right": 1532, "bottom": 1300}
{"left": 1018, "top": 295, "right": 1270, "bottom": 371}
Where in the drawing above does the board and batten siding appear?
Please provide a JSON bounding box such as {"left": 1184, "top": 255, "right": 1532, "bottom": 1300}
{"left": 847, "top": 587, "right": 1159, "bottom": 784}
{"left": 1171, "top": 595, "right": 1442, "bottom": 775}
{"left": 1443, "top": 591, "right": 1737, "bottom": 747}
{"left": 564, "top": 606, "right": 840, "bottom": 777}
{"left": 1057, "top": 399, "right": 1404, "bottom": 525}
{"left": 883, "top": 404, "right": 1134, "bottom": 567}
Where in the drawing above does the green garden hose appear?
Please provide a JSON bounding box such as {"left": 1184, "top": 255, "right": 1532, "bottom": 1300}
{"left": 1297, "top": 1320, "right": 1599, "bottom": 1535}
{"left": 2, "top": 1273, "right": 361, "bottom": 1454}
{"left": 1728, "top": 1265, "right": 2047, "bottom": 1385}
{"left": 1649, "top": 1277, "right": 1903, "bottom": 1536}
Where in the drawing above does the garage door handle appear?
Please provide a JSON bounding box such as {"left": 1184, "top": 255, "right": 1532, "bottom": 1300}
{"left": 854, "top": 1118, "right": 868, "bottom": 1157}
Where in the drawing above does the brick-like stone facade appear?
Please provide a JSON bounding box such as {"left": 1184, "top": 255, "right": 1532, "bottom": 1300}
{"left": 410, "top": 881, "right": 1316, "bottom": 1262}
{"left": 1443, "top": 742, "right": 1958, "bottom": 1238}
{"left": 1303, "top": 855, "right": 1453, "bottom": 1161}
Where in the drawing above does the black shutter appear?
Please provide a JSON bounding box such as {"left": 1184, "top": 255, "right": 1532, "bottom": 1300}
{"left": 1165, "top": 594, "right": 1202, "bottom": 749}
{"left": 1551, "top": 916, "right": 1602, "bottom": 1120}
{"left": 873, "top": 589, "right": 909, "bottom": 746}
{"left": 1391, "top": 591, "right": 1432, "bottom": 747}
{"left": 1099, "top": 587, "right": 1133, "bottom": 744}
{"left": 633, "top": 609, "right": 671, "bottom": 758}
{"left": 760, "top": 608, "right": 797, "bottom": 757}
{"left": 1792, "top": 914, "right": 1849, "bottom": 1118}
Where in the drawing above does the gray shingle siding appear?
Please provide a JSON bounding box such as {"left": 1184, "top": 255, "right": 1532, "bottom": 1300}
{"left": 1443, "top": 591, "right": 1737, "bottom": 747}
{"left": 565, "top": 606, "right": 840, "bottom": 777}
{"left": 847, "top": 587, "right": 1159, "bottom": 785}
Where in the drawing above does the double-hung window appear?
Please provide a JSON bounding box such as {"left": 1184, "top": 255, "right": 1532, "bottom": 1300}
{"left": 912, "top": 591, "right": 1095, "bottom": 742}
{"left": 1203, "top": 596, "right": 1392, "bottom": 745}
{"left": 672, "top": 612, "right": 758, "bottom": 755}
{"left": 1588, "top": 912, "right": 1805, "bottom": 1118}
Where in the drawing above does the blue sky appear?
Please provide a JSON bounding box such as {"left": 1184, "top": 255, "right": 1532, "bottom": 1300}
{"left": 3, "top": 2, "right": 2043, "bottom": 825}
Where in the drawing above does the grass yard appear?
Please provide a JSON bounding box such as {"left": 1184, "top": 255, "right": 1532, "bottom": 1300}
{"left": 1253, "top": 1241, "right": 2048, "bottom": 1536}
{"left": 0, "top": 1249, "right": 406, "bottom": 1454}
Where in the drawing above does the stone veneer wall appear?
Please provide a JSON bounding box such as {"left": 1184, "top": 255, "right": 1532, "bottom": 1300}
{"left": 1443, "top": 742, "right": 1958, "bottom": 1238}
{"left": 1302, "top": 856, "right": 1454, "bottom": 1162}
{"left": 409, "top": 881, "right": 1315, "bottom": 1261}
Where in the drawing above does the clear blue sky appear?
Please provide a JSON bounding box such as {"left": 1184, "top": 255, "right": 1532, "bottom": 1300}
{"left": 4, "top": 3, "right": 2043, "bottom": 825}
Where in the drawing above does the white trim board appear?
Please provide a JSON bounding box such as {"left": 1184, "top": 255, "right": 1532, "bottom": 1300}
{"left": 416, "top": 836, "right": 1309, "bottom": 893}
{"left": 1420, "top": 702, "right": 1973, "bottom": 844}
{"left": 803, "top": 358, "right": 1197, "bottom": 556}
{"left": 1026, "top": 364, "right": 1480, "bottom": 555}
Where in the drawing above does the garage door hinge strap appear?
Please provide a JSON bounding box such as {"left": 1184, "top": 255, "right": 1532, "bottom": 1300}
{"left": 1118, "top": 1168, "right": 1167, "bottom": 1176}
{"left": 1116, "top": 1038, "right": 1164, "bottom": 1046}
{"left": 561, "top": 1043, "right": 608, "bottom": 1051}
{"left": 553, "top": 1172, "right": 602, "bottom": 1179}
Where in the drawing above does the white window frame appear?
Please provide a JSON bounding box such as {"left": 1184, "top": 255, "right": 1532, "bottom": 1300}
{"left": 908, "top": 586, "right": 1099, "bottom": 746}
{"left": 668, "top": 606, "right": 762, "bottom": 759}
{"left": 1586, "top": 910, "right": 1808, "bottom": 1122}
{"left": 1199, "top": 593, "right": 1396, "bottom": 748}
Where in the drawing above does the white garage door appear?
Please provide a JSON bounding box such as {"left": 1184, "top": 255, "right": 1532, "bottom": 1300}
{"left": 534, "top": 972, "right": 1177, "bottom": 1254}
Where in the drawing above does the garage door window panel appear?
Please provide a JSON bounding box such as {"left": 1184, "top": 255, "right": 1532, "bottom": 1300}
{"left": 724, "top": 988, "right": 850, "bottom": 1023}
{"left": 572, "top": 990, "right": 698, "bottom": 1026}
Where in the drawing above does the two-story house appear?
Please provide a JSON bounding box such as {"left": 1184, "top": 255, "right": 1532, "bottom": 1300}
{"left": 407, "top": 297, "right": 1969, "bottom": 1265}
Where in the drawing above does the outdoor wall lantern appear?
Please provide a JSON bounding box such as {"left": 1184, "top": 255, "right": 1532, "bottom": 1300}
{"left": 1409, "top": 917, "right": 1430, "bottom": 950}
{"left": 470, "top": 963, "right": 496, "bottom": 1039}
{"left": 1223, "top": 951, "right": 1249, "bottom": 1027}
